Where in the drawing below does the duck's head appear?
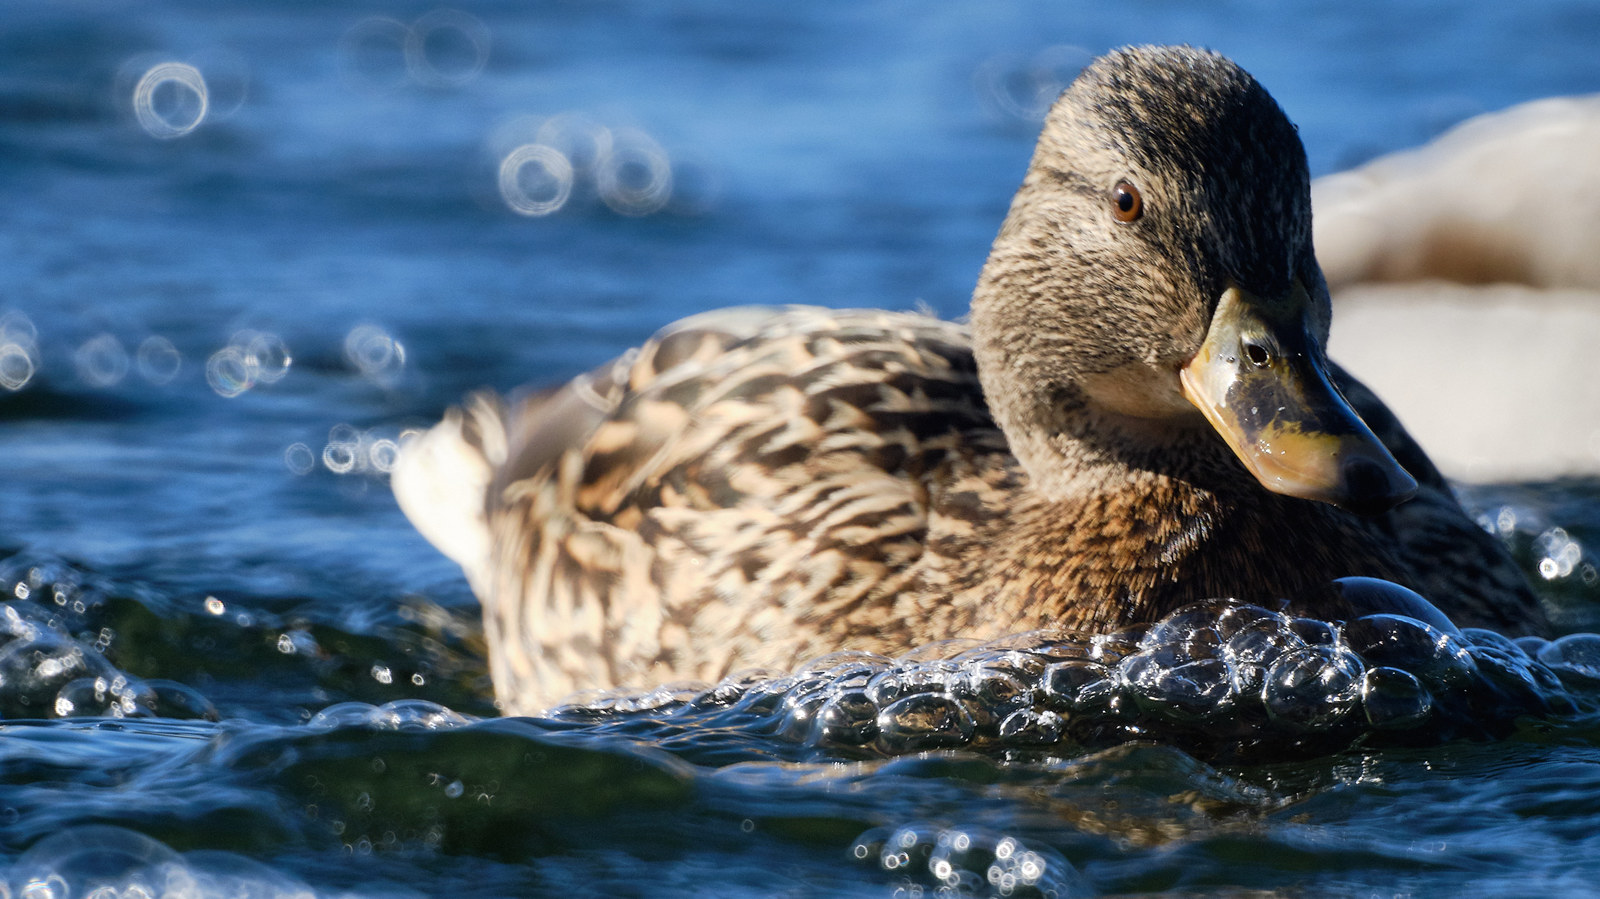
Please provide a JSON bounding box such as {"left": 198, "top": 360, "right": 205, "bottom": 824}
{"left": 971, "top": 45, "right": 1416, "bottom": 515}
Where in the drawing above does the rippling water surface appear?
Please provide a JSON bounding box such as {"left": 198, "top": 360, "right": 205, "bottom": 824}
{"left": 4, "top": 2, "right": 1600, "bottom": 896}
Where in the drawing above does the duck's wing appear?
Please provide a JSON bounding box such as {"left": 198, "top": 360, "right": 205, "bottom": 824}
{"left": 1331, "top": 362, "right": 1548, "bottom": 633}
{"left": 397, "top": 306, "right": 1004, "bottom": 709}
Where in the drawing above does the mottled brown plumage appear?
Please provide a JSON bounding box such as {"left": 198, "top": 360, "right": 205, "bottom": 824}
{"left": 394, "top": 46, "right": 1546, "bottom": 714}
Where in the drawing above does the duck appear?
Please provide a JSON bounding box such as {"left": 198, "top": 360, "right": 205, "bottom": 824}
{"left": 394, "top": 45, "right": 1547, "bottom": 715}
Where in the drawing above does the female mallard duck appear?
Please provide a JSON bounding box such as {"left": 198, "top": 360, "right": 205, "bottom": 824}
{"left": 395, "top": 45, "right": 1546, "bottom": 714}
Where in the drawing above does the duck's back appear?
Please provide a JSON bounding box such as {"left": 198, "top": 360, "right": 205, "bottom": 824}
{"left": 395, "top": 306, "right": 1015, "bottom": 711}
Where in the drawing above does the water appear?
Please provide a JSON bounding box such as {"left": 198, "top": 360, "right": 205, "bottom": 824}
{"left": 4, "top": 1, "right": 1600, "bottom": 895}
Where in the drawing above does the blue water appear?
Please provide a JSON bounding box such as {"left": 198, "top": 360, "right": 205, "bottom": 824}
{"left": 4, "top": 1, "right": 1600, "bottom": 896}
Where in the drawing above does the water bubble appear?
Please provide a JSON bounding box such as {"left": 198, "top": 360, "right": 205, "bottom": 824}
{"left": 203, "top": 596, "right": 225, "bottom": 615}
{"left": 323, "top": 442, "right": 359, "bottom": 475}
{"left": 596, "top": 127, "right": 673, "bottom": 216}
{"left": 235, "top": 330, "right": 292, "bottom": 383}
{"left": 371, "top": 664, "right": 394, "bottom": 685}
{"left": 0, "top": 341, "right": 37, "bottom": 391}
{"left": 205, "top": 346, "right": 253, "bottom": 397}
{"left": 404, "top": 8, "right": 491, "bottom": 88}
{"left": 815, "top": 689, "right": 879, "bottom": 746}
{"left": 1361, "top": 666, "right": 1433, "bottom": 728}
{"left": 997, "top": 707, "right": 1063, "bottom": 744}
{"left": 498, "top": 144, "right": 574, "bottom": 217}
{"left": 73, "top": 334, "right": 130, "bottom": 388}
{"left": 1538, "top": 633, "right": 1600, "bottom": 682}
{"left": 367, "top": 438, "right": 401, "bottom": 473}
{"left": 1262, "top": 646, "right": 1365, "bottom": 728}
{"left": 132, "top": 62, "right": 208, "bottom": 139}
{"left": 1120, "top": 650, "right": 1232, "bottom": 722}
{"left": 1, "top": 310, "right": 41, "bottom": 391}
{"left": 284, "top": 442, "right": 316, "bottom": 475}
{"left": 343, "top": 323, "right": 405, "bottom": 379}
{"left": 1343, "top": 614, "right": 1477, "bottom": 690}
{"left": 134, "top": 335, "right": 182, "bottom": 385}
{"left": 875, "top": 692, "right": 974, "bottom": 754}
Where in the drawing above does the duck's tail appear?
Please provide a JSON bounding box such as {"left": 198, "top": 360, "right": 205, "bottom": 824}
{"left": 392, "top": 368, "right": 623, "bottom": 595}
{"left": 392, "top": 392, "right": 510, "bottom": 595}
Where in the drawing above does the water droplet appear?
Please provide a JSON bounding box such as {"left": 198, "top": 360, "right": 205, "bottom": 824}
{"left": 596, "top": 127, "right": 673, "bottom": 216}
{"left": 343, "top": 324, "right": 405, "bottom": 379}
{"left": 205, "top": 346, "right": 254, "bottom": 397}
{"left": 132, "top": 61, "right": 209, "bottom": 139}
{"left": 135, "top": 335, "right": 182, "bottom": 385}
{"left": 284, "top": 442, "right": 316, "bottom": 475}
{"left": 404, "top": 8, "right": 492, "bottom": 88}
{"left": 1, "top": 311, "right": 41, "bottom": 391}
{"left": 368, "top": 438, "right": 401, "bottom": 473}
{"left": 73, "top": 334, "right": 130, "bottom": 388}
{"left": 498, "top": 144, "right": 574, "bottom": 217}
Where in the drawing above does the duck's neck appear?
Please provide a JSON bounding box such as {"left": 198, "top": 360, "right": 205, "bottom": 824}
{"left": 984, "top": 374, "right": 1246, "bottom": 503}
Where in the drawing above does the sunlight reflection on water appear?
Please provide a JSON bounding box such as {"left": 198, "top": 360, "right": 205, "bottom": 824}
{"left": 132, "top": 62, "right": 209, "bottom": 139}
{"left": 489, "top": 113, "right": 678, "bottom": 218}
{"left": 0, "top": 311, "right": 40, "bottom": 392}
{"left": 205, "top": 331, "right": 292, "bottom": 398}
{"left": 340, "top": 8, "right": 491, "bottom": 93}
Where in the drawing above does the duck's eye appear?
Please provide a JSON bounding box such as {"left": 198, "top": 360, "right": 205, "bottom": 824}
{"left": 1111, "top": 180, "right": 1143, "bottom": 223}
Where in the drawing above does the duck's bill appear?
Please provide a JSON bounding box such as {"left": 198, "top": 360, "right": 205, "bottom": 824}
{"left": 1179, "top": 282, "right": 1417, "bottom": 515}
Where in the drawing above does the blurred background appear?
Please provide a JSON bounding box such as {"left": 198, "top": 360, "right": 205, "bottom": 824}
{"left": 5, "top": 4, "right": 1600, "bottom": 895}
{"left": 2, "top": 0, "right": 1599, "bottom": 603}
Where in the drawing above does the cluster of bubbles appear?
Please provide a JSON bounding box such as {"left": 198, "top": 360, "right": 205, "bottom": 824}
{"left": 1536, "top": 526, "right": 1592, "bottom": 582}
{"left": 549, "top": 581, "right": 1600, "bottom": 763}
{"left": 340, "top": 9, "right": 492, "bottom": 92}
{"left": 6, "top": 826, "right": 322, "bottom": 899}
{"left": 304, "top": 698, "right": 472, "bottom": 731}
{"left": 67, "top": 333, "right": 184, "bottom": 389}
{"left": 0, "top": 316, "right": 419, "bottom": 399}
{"left": 1, "top": 562, "right": 215, "bottom": 721}
{"left": 490, "top": 113, "right": 695, "bottom": 218}
{"left": 284, "top": 424, "right": 402, "bottom": 478}
{"left": 973, "top": 45, "right": 1093, "bottom": 126}
{"left": 206, "top": 330, "right": 292, "bottom": 397}
{"left": 853, "top": 824, "right": 1085, "bottom": 899}
{"left": 1477, "top": 503, "right": 1598, "bottom": 593}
